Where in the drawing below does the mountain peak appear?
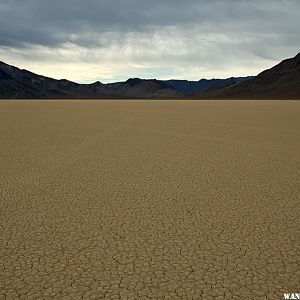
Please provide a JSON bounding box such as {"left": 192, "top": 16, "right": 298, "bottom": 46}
{"left": 90, "top": 80, "right": 103, "bottom": 87}
{"left": 125, "top": 78, "right": 143, "bottom": 87}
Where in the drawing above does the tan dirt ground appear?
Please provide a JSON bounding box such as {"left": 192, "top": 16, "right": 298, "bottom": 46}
{"left": 0, "top": 100, "right": 299, "bottom": 300}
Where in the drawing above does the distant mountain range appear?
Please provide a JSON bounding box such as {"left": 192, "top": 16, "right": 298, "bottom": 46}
{"left": 106, "top": 77, "right": 253, "bottom": 97}
{"left": 0, "top": 53, "right": 299, "bottom": 99}
{"left": 0, "top": 62, "right": 251, "bottom": 99}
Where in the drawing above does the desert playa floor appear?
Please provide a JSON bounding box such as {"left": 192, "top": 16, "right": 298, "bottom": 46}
{"left": 0, "top": 100, "right": 299, "bottom": 299}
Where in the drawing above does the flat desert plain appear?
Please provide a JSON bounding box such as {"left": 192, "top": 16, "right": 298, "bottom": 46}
{"left": 0, "top": 100, "right": 299, "bottom": 300}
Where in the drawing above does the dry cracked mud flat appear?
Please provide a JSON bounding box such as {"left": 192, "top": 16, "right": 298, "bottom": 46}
{"left": 0, "top": 100, "right": 299, "bottom": 300}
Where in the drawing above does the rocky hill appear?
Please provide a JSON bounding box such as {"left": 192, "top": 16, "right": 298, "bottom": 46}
{"left": 195, "top": 53, "right": 300, "bottom": 99}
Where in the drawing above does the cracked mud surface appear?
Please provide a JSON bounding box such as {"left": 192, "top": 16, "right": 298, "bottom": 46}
{"left": 0, "top": 100, "right": 299, "bottom": 299}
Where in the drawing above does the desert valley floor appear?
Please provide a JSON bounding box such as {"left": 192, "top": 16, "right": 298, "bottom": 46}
{"left": 0, "top": 100, "right": 299, "bottom": 300}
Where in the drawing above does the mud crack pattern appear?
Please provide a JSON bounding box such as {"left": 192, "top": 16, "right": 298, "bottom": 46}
{"left": 0, "top": 100, "right": 299, "bottom": 299}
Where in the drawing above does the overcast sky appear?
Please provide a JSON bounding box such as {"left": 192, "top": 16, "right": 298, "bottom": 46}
{"left": 0, "top": 0, "right": 299, "bottom": 83}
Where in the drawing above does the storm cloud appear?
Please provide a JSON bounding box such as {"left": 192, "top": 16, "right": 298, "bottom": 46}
{"left": 0, "top": 0, "right": 299, "bottom": 82}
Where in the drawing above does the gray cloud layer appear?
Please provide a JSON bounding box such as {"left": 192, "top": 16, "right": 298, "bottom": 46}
{"left": 0, "top": 0, "right": 299, "bottom": 82}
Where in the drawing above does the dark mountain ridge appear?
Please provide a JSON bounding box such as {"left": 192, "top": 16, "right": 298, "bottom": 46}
{"left": 0, "top": 53, "right": 299, "bottom": 99}
{"left": 164, "top": 77, "right": 254, "bottom": 95}
{"left": 195, "top": 52, "right": 300, "bottom": 99}
{"left": 0, "top": 62, "right": 117, "bottom": 99}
